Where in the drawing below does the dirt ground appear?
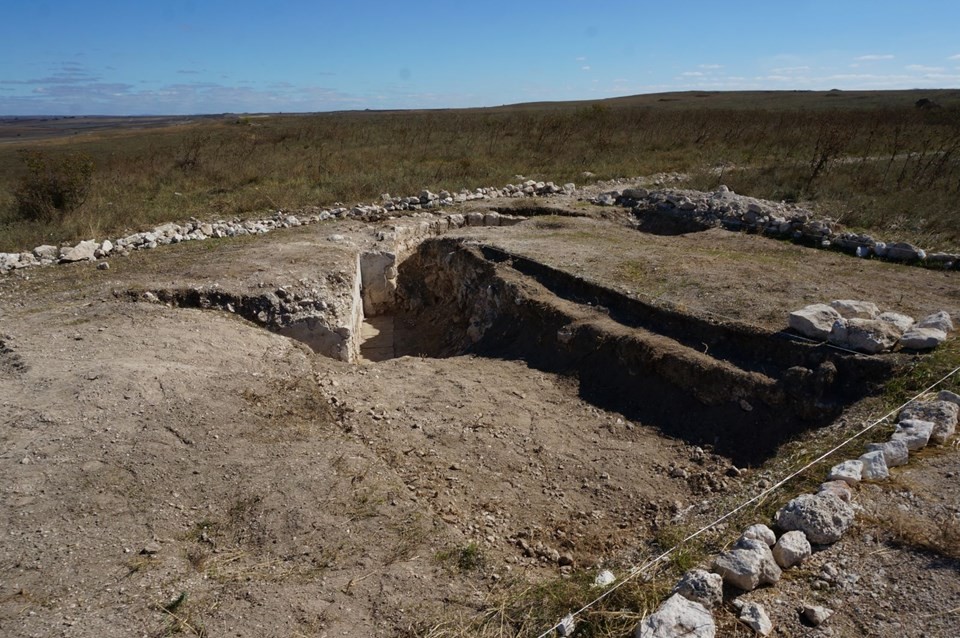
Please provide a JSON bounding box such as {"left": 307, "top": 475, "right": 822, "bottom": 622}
{"left": 2, "top": 197, "right": 960, "bottom": 637}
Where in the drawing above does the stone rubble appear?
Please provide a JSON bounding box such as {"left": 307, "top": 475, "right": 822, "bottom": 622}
{"left": 0, "top": 179, "right": 567, "bottom": 274}
{"left": 593, "top": 185, "right": 960, "bottom": 269}
{"left": 788, "top": 302, "right": 952, "bottom": 353}
{"left": 4, "top": 178, "right": 959, "bottom": 286}
{"left": 637, "top": 390, "right": 959, "bottom": 638}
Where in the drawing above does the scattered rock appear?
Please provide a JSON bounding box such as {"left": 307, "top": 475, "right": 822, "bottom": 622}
{"left": 672, "top": 569, "right": 723, "bottom": 608}
{"left": 712, "top": 538, "right": 782, "bottom": 591}
{"left": 802, "top": 604, "right": 833, "bottom": 626}
{"left": 774, "top": 493, "right": 855, "bottom": 544}
{"left": 789, "top": 304, "right": 842, "bottom": 340}
{"left": 772, "top": 530, "right": 812, "bottom": 568}
{"left": 827, "top": 460, "right": 862, "bottom": 486}
{"left": 635, "top": 593, "right": 715, "bottom": 638}
{"left": 738, "top": 602, "right": 773, "bottom": 636}
{"left": 97, "top": 261, "right": 110, "bottom": 270}
{"left": 140, "top": 541, "right": 161, "bottom": 555}
{"left": 858, "top": 450, "right": 889, "bottom": 481}
{"left": 593, "top": 569, "right": 616, "bottom": 588}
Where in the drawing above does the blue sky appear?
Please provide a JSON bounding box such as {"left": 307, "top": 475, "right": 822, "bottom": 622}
{"left": 2, "top": 1, "right": 959, "bottom": 115}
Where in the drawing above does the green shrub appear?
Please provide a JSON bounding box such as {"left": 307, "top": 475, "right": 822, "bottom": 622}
{"left": 14, "top": 150, "right": 94, "bottom": 222}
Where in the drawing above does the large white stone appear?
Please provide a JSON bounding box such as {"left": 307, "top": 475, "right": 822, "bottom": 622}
{"left": 772, "top": 530, "right": 811, "bottom": 568}
{"left": 774, "top": 493, "right": 855, "bottom": 544}
{"left": 878, "top": 311, "right": 915, "bottom": 334}
{"left": 900, "top": 327, "right": 947, "bottom": 350}
{"left": 917, "top": 310, "right": 954, "bottom": 333}
{"left": 59, "top": 240, "right": 98, "bottom": 263}
{"left": 891, "top": 419, "right": 935, "bottom": 450}
{"left": 858, "top": 450, "right": 889, "bottom": 480}
{"left": 829, "top": 318, "right": 900, "bottom": 354}
{"left": 672, "top": 569, "right": 723, "bottom": 608}
{"left": 635, "top": 593, "right": 715, "bottom": 638}
{"left": 899, "top": 401, "right": 959, "bottom": 444}
{"left": 740, "top": 523, "right": 776, "bottom": 547}
{"left": 830, "top": 299, "right": 880, "bottom": 319}
{"left": 789, "top": 304, "right": 842, "bottom": 340}
{"left": 827, "top": 460, "right": 862, "bottom": 486}
{"left": 712, "top": 538, "right": 781, "bottom": 591}
{"left": 865, "top": 439, "right": 909, "bottom": 467}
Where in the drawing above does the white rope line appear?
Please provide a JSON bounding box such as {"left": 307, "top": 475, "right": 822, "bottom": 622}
{"left": 536, "top": 364, "right": 960, "bottom": 638}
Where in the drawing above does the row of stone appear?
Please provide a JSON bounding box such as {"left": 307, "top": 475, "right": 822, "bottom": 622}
{"left": 0, "top": 180, "right": 557, "bottom": 274}
{"left": 380, "top": 180, "right": 573, "bottom": 211}
{"left": 591, "top": 185, "right": 959, "bottom": 269}
{"left": 789, "top": 299, "right": 953, "bottom": 354}
{"left": 631, "top": 392, "right": 960, "bottom": 637}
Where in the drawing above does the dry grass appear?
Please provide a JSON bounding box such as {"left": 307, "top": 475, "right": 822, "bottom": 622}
{"left": 865, "top": 509, "right": 960, "bottom": 560}
{"left": 1, "top": 90, "right": 959, "bottom": 252}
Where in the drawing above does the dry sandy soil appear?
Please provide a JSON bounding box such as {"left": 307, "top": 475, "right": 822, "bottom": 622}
{"left": 2, "top": 194, "right": 959, "bottom": 637}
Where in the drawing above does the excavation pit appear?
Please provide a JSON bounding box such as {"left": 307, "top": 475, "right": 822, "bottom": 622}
{"left": 351, "top": 237, "right": 897, "bottom": 465}
{"left": 134, "top": 232, "right": 899, "bottom": 466}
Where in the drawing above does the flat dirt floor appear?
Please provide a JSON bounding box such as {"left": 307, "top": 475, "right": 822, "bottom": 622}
{"left": 2, "top": 198, "right": 960, "bottom": 637}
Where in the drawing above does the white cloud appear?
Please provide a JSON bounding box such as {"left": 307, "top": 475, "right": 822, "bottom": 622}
{"left": 698, "top": 64, "right": 723, "bottom": 69}
{"left": 771, "top": 66, "right": 811, "bottom": 74}
{"left": 856, "top": 54, "right": 894, "bottom": 61}
{"left": 906, "top": 64, "right": 945, "bottom": 73}
{"left": 581, "top": 65, "right": 591, "bottom": 71}
{"left": 681, "top": 71, "right": 704, "bottom": 77}
{"left": 949, "top": 54, "right": 960, "bottom": 60}
{"left": 576, "top": 56, "right": 587, "bottom": 61}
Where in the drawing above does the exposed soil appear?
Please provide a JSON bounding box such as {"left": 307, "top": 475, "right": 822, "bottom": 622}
{"left": 2, "top": 197, "right": 959, "bottom": 637}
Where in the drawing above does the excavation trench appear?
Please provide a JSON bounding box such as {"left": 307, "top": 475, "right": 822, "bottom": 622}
{"left": 137, "top": 235, "right": 897, "bottom": 466}
{"left": 360, "top": 237, "right": 897, "bottom": 465}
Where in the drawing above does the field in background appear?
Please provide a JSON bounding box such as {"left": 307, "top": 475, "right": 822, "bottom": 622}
{"left": 1, "top": 89, "right": 959, "bottom": 253}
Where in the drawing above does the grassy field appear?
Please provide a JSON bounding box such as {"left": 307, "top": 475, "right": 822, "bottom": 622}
{"left": 1, "top": 89, "right": 959, "bottom": 253}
